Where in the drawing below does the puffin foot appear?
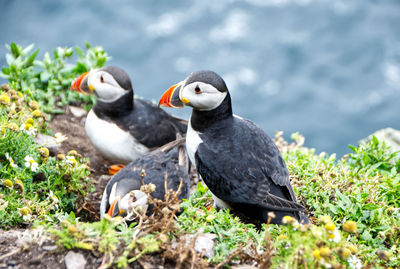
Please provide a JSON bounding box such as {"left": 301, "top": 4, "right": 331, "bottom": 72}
{"left": 108, "top": 164, "right": 126, "bottom": 175}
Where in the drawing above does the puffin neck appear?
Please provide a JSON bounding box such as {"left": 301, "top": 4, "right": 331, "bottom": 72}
{"left": 190, "top": 93, "right": 233, "bottom": 132}
{"left": 93, "top": 90, "right": 134, "bottom": 119}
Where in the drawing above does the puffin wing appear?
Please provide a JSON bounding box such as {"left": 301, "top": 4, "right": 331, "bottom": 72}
{"left": 195, "top": 117, "right": 303, "bottom": 212}
{"left": 118, "top": 99, "right": 187, "bottom": 148}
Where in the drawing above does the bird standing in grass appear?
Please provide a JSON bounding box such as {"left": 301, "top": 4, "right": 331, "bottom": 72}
{"left": 159, "top": 70, "right": 308, "bottom": 224}
{"left": 71, "top": 66, "right": 187, "bottom": 165}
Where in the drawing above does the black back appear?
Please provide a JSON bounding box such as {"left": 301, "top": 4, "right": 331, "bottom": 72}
{"left": 94, "top": 95, "right": 187, "bottom": 148}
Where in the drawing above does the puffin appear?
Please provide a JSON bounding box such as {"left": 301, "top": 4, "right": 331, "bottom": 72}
{"left": 159, "top": 70, "right": 308, "bottom": 225}
{"left": 71, "top": 66, "right": 187, "bottom": 164}
{"left": 100, "top": 137, "right": 190, "bottom": 219}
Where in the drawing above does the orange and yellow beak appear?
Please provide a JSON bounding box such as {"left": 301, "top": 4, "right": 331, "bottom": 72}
{"left": 107, "top": 197, "right": 124, "bottom": 217}
{"left": 158, "top": 81, "right": 185, "bottom": 108}
{"left": 70, "top": 71, "right": 92, "bottom": 94}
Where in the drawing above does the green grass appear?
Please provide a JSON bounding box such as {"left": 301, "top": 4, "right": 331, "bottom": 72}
{"left": 0, "top": 43, "right": 398, "bottom": 268}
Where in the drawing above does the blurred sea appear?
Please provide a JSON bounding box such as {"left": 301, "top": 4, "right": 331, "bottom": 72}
{"left": 1, "top": 0, "right": 399, "bottom": 157}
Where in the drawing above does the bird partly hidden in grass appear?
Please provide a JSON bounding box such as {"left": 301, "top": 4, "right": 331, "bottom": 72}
{"left": 71, "top": 66, "right": 187, "bottom": 173}
{"left": 100, "top": 137, "right": 190, "bottom": 220}
{"left": 159, "top": 70, "right": 309, "bottom": 224}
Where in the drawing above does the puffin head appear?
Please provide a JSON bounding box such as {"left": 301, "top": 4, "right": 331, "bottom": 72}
{"left": 159, "top": 70, "right": 228, "bottom": 111}
{"left": 71, "top": 66, "right": 133, "bottom": 102}
{"left": 106, "top": 188, "right": 148, "bottom": 218}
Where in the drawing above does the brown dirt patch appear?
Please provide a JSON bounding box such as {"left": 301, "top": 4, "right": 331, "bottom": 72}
{"left": 48, "top": 107, "right": 113, "bottom": 221}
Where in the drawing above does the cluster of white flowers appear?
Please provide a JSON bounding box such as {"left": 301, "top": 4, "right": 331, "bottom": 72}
{"left": 24, "top": 155, "right": 38, "bottom": 172}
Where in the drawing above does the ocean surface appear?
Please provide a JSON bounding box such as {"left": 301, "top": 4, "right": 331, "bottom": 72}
{"left": 1, "top": 0, "right": 399, "bottom": 157}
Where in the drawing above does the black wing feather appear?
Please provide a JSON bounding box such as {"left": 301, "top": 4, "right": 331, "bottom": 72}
{"left": 115, "top": 99, "right": 187, "bottom": 148}
{"left": 195, "top": 116, "right": 303, "bottom": 212}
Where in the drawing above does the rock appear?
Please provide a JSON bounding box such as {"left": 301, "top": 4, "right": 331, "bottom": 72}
{"left": 34, "top": 133, "right": 61, "bottom": 153}
{"left": 69, "top": 106, "right": 87, "bottom": 118}
{"left": 360, "top": 127, "right": 400, "bottom": 153}
{"left": 42, "top": 245, "right": 58, "bottom": 251}
{"left": 180, "top": 233, "right": 217, "bottom": 259}
{"left": 194, "top": 233, "right": 217, "bottom": 258}
{"left": 65, "top": 251, "right": 86, "bottom": 269}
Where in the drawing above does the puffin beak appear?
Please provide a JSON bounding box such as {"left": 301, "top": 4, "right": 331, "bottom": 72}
{"left": 70, "top": 71, "right": 92, "bottom": 94}
{"left": 107, "top": 197, "right": 122, "bottom": 217}
{"left": 158, "top": 81, "right": 185, "bottom": 108}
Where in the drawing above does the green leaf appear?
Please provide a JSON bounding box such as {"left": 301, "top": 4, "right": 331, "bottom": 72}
{"left": 362, "top": 203, "right": 378, "bottom": 210}
{"left": 328, "top": 204, "right": 339, "bottom": 214}
{"left": 22, "top": 44, "right": 35, "bottom": 55}
{"left": 372, "top": 135, "right": 379, "bottom": 146}
{"left": 1, "top": 67, "right": 10, "bottom": 75}
{"left": 10, "top": 42, "right": 20, "bottom": 58}
{"left": 74, "top": 47, "right": 84, "bottom": 58}
{"left": 348, "top": 144, "right": 357, "bottom": 153}
{"left": 40, "top": 71, "right": 51, "bottom": 82}
{"left": 5, "top": 53, "right": 14, "bottom": 66}
{"left": 24, "top": 49, "right": 40, "bottom": 68}
{"left": 96, "top": 57, "right": 106, "bottom": 68}
{"left": 360, "top": 230, "right": 373, "bottom": 242}
{"left": 43, "top": 52, "right": 51, "bottom": 66}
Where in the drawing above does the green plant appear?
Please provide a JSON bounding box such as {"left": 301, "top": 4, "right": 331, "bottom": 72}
{"left": 279, "top": 132, "right": 400, "bottom": 267}
{"left": 1, "top": 42, "right": 110, "bottom": 114}
{"left": 348, "top": 135, "right": 400, "bottom": 176}
{"left": 0, "top": 85, "right": 92, "bottom": 228}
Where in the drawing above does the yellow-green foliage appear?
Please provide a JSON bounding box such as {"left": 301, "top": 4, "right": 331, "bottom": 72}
{"left": 0, "top": 84, "right": 92, "bottom": 228}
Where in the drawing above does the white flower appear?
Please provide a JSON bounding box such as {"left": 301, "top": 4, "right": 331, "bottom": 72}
{"left": 5, "top": 152, "right": 17, "bottom": 168}
{"left": 49, "top": 190, "right": 60, "bottom": 209}
{"left": 24, "top": 155, "right": 38, "bottom": 172}
{"left": 329, "top": 229, "right": 341, "bottom": 243}
{"left": 348, "top": 255, "right": 362, "bottom": 269}
{"left": 23, "top": 214, "right": 32, "bottom": 222}
{"left": 49, "top": 190, "right": 60, "bottom": 204}
{"left": 20, "top": 124, "right": 37, "bottom": 136}
{"left": 64, "top": 156, "right": 77, "bottom": 167}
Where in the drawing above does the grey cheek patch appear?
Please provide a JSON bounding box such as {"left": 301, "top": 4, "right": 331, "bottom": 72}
{"left": 80, "top": 75, "right": 91, "bottom": 94}
{"left": 171, "top": 85, "right": 184, "bottom": 108}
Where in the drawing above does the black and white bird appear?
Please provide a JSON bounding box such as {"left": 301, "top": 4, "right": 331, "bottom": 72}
{"left": 159, "top": 70, "right": 308, "bottom": 224}
{"left": 71, "top": 66, "right": 187, "bottom": 163}
{"left": 100, "top": 138, "right": 190, "bottom": 219}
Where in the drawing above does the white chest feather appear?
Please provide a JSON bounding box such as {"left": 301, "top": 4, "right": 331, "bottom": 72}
{"left": 186, "top": 121, "right": 203, "bottom": 167}
{"left": 85, "top": 110, "right": 149, "bottom": 163}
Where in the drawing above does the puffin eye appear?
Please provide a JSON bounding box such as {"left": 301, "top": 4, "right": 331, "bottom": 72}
{"left": 100, "top": 75, "right": 104, "bottom": 83}
{"left": 194, "top": 86, "right": 202, "bottom": 94}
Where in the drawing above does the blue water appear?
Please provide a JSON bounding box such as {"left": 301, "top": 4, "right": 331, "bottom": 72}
{"left": 1, "top": 0, "right": 400, "bottom": 156}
